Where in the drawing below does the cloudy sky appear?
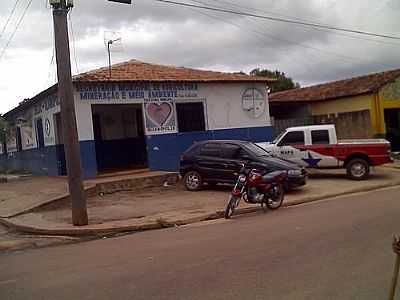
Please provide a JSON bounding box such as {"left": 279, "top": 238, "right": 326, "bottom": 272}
{"left": 0, "top": 0, "right": 399, "bottom": 114}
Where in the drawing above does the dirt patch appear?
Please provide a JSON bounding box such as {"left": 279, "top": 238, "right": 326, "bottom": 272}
{"left": 39, "top": 184, "right": 231, "bottom": 225}
{"left": 19, "top": 168, "right": 400, "bottom": 228}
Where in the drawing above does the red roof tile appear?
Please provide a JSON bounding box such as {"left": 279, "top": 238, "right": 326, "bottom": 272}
{"left": 73, "top": 59, "right": 273, "bottom": 83}
{"left": 269, "top": 68, "right": 400, "bottom": 103}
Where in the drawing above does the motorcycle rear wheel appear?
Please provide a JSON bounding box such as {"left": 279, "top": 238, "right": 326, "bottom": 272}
{"left": 266, "top": 184, "right": 284, "bottom": 210}
{"left": 225, "top": 196, "right": 240, "bottom": 219}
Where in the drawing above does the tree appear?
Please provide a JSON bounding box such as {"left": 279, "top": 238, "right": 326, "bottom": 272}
{"left": 250, "top": 68, "right": 300, "bottom": 93}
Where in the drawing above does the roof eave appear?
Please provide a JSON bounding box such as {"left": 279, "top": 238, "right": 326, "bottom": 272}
{"left": 269, "top": 90, "right": 375, "bottom": 104}
{"left": 3, "top": 84, "right": 58, "bottom": 119}
{"left": 74, "top": 78, "right": 274, "bottom": 84}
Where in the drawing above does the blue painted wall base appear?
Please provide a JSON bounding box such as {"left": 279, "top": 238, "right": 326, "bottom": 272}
{"left": 0, "top": 141, "right": 97, "bottom": 179}
{"left": 146, "top": 126, "right": 275, "bottom": 172}
{"left": 1, "top": 126, "right": 274, "bottom": 176}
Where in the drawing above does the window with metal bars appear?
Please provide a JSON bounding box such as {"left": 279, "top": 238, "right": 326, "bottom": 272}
{"left": 176, "top": 102, "right": 206, "bottom": 133}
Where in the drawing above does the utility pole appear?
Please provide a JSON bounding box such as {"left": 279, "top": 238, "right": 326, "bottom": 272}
{"left": 50, "top": 0, "right": 88, "bottom": 226}
{"left": 389, "top": 236, "right": 400, "bottom": 300}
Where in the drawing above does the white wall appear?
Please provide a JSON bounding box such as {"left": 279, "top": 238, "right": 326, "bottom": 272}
{"left": 34, "top": 95, "right": 60, "bottom": 147}
{"left": 74, "top": 98, "right": 94, "bottom": 141}
{"left": 200, "top": 82, "right": 271, "bottom": 130}
{"left": 6, "top": 94, "right": 61, "bottom": 152}
{"left": 73, "top": 81, "right": 271, "bottom": 140}
{"left": 6, "top": 81, "right": 272, "bottom": 149}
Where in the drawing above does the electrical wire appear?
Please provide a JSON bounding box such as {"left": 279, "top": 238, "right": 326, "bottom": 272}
{"left": 68, "top": 8, "right": 80, "bottom": 74}
{"left": 0, "top": 0, "right": 34, "bottom": 61}
{"left": 153, "top": 0, "right": 400, "bottom": 41}
{"left": 0, "top": 0, "right": 22, "bottom": 39}
{"left": 206, "top": 0, "right": 400, "bottom": 47}
{"left": 211, "top": 0, "right": 331, "bottom": 26}
{"left": 186, "top": 0, "right": 393, "bottom": 70}
{"left": 46, "top": 12, "right": 56, "bottom": 87}
{"left": 47, "top": 47, "right": 55, "bottom": 84}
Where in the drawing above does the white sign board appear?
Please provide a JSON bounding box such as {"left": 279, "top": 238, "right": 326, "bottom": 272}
{"left": 144, "top": 99, "right": 176, "bottom": 135}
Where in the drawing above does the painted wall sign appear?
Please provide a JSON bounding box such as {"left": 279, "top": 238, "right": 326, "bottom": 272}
{"left": 44, "top": 117, "right": 55, "bottom": 145}
{"left": 34, "top": 94, "right": 60, "bottom": 115}
{"left": 144, "top": 98, "right": 176, "bottom": 135}
{"left": 45, "top": 118, "right": 51, "bottom": 136}
{"left": 242, "top": 88, "right": 266, "bottom": 119}
{"left": 6, "top": 128, "right": 17, "bottom": 153}
{"left": 77, "top": 83, "right": 199, "bottom": 101}
{"left": 21, "top": 125, "right": 34, "bottom": 150}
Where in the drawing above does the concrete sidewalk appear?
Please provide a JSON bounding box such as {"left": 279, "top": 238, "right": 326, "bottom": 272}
{"left": 1, "top": 167, "right": 400, "bottom": 236}
{"left": 383, "top": 161, "right": 400, "bottom": 170}
{"left": 0, "top": 171, "right": 178, "bottom": 218}
{"left": 0, "top": 177, "right": 71, "bottom": 218}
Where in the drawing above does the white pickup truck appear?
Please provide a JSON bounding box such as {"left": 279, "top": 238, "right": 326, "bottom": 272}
{"left": 257, "top": 124, "right": 392, "bottom": 180}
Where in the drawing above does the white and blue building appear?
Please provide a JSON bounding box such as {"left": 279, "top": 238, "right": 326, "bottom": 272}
{"left": 0, "top": 60, "right": 274, "bottom": 178}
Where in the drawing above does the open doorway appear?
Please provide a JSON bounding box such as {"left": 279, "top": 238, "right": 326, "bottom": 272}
{"left": 385, "top": 108, "right": 400, "bottom": 151}
{"left": 54, "top": 113, "right": 67, "bottom": 175}
{"left": 92, "top": 104, "right": 147, "bottom": 172}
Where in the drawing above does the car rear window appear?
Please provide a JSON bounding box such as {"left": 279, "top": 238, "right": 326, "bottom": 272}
{"left": 199, "top": 143, "right": 221, "bottom": 157}
{"left": 221, "top": 143, "right": 241, "bottom": 159}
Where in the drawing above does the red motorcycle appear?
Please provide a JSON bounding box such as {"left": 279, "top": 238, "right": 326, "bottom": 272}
{"left": 224, "top": 165, "right": 288, "bottom": 219}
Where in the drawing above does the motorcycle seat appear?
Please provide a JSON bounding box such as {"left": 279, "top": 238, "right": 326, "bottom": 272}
{"left": 261, "top": 171, "right": 286, "bottom": 183}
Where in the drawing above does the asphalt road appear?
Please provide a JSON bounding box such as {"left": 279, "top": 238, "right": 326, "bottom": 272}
{"left": 1, "top": 186, "right": 400, "bottom": 300}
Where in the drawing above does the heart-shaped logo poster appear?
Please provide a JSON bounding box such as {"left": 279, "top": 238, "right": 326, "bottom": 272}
{"left": 146, "top": 102, "right": 172, "bottom": 126}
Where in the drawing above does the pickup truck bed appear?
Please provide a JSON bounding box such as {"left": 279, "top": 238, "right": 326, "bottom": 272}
{"left": 258, "top": 124, "right": 392, "bottom": 180}
{"left": 338, "top": 139, "right": 388, "bottom": 144}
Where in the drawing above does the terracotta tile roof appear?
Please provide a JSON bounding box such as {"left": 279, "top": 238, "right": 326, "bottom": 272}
{"left": 269, "top": 68, "right": 400, "bottom": 103}
{"left": 4, "top": 60, "right": 273, "bottom": 118}
{"left": 73, "top": 59, "right": 273, "bottom": 83}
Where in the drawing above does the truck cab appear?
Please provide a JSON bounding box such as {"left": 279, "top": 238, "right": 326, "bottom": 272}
{"left": 257, "top": 124, "right": 392, "bottom": 180}
{"left": 259, "top": 125, "right": 340, "bottom": 168}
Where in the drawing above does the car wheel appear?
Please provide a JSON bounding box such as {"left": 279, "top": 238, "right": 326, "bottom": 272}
{"left": 184, "top": 171, "right": 203, "bottom": 191}
{"left": 346, "top": 158, "right": 370, "bottom": 180}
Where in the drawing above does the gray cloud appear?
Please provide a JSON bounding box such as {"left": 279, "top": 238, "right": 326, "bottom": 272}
{"left": 0, "top": 0, "right": 399, "bottom": 113}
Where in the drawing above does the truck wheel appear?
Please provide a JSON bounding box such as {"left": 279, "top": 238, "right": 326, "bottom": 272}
{"left": 184, "top": 171, "right": 203, "bottom": 191}
{"left": 346, "top": 158, "right": 370, "bottom": 180}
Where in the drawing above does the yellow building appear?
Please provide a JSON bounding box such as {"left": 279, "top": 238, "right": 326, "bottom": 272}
{"left": 269, "top": 69, "right": 400, "bottom": 150}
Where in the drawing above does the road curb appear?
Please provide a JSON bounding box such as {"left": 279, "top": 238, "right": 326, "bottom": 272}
{"left": 1, "top": 172, "right": 178, "bottom": 218}
{"left": 282, "top": 180, "right": 400, "bottom": 207}
{"left": 0, "top": 184, "right": 97, "bottom": 218}
{"left": 1, "top": 181, "right": 400, "bottom": 237}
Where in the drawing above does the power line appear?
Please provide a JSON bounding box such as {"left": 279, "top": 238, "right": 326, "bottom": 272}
{"left": 68, "top": 8, "right": 80, "bottom": 74}
{"left": 153, "top": 0, "right": 400, "bottom": 41}
{"left": 186, "top": 0, "right": 393, "bottom": 70}
{"left": 46, "top": 8, "right": 56, "bottom": 87}
{"left": 206, "top": 0, "right": 400, "bottom": 47}
{"left": 211, "top": 0, "right": 333, "bottom": 27}
{"left": 0, "top": 0, "right": 22, "bottom": 39}
{"left": 47, "top": 46, "right": 55, "bottom": 84}
{"left": 0, "top": 0, "right": 33, "bottom": 61}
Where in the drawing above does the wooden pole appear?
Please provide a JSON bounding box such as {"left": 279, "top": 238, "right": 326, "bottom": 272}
{"left": 51, "top": 0, "right": 88, "bottom": 226}
{"left": 389, "top": 236, "right": 400, "bottom": 300}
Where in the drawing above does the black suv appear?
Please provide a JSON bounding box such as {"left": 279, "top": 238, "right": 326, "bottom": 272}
{"left": 180, "top": 140, "right": 307, "bottom": 191}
